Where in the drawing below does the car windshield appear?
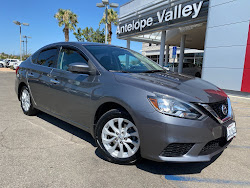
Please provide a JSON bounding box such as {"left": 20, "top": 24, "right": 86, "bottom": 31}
{"left": 85, "top": 45, "right": 165, "bottom": 73}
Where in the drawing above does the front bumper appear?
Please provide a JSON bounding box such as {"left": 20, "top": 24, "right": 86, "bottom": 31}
{"left": 133, "top": 110, "right": 235, "bottom": 162}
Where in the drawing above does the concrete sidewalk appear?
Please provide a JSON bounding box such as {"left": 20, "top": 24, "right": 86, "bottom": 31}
{"left": 0, "top": 68, "right": 15, "bottom": 72}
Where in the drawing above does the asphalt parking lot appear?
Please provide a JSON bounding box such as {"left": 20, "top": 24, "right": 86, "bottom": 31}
{"left": 0, "top": 71, "right": 250, "bottom": 188}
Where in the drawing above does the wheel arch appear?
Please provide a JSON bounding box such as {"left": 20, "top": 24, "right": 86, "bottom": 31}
{"left": 18, "top": 82, "right": 27, "bottom": 100}
{"left": 93, "top": 102, "right": 133, "bottom": 136}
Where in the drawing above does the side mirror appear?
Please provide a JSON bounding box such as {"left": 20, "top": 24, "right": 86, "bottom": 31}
{"left": 68, "top": 62, "right": 90, "bottom": 74}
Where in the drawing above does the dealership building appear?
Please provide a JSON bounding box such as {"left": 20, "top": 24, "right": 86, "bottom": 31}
{"left": 117, "top": 0, "right": 250, "bottom": 93}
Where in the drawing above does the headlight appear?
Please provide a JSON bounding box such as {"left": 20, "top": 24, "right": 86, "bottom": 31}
{"left": 148, "top": 94, "right": 202, "bottom": 120}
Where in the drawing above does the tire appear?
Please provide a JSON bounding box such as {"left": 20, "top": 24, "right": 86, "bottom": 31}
{"left": 195, "top": 72, "right": 201, "bottom": 78}
{"left": 95, "top": 109, "right": 141, "bottom": 165}
{"left": 0, "top": 63, "right": 3, "bottom": 68}
{"left": 20, "top": 86, "right": 38, "bottom": 116}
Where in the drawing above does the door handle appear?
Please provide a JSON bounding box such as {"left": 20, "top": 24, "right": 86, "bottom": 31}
{"left": 27, "top": 73, "right": 34, "bottom": 77}
{"left": 50, "top": 79, "right": 60, "bottom": 84}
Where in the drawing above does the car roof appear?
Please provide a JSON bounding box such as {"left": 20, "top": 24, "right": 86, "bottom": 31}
{"left": 44, "top": 42, "right": 117, "bottom": 48}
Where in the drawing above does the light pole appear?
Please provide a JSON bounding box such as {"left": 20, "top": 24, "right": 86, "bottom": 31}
{"left": 21, "top": 40, "right": 25, "bottom": 57}
{"left": 23, "top": 36, "right": 32, "bottom": 56}
{"left": 96, "top": 0, "right": 119, "bottom": 44}
{"left": 13, "top": 21, "right": 29, "bottom": 61}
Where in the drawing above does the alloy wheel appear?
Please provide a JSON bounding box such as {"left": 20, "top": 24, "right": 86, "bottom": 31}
{"left": 21, "top": 89, "right": 31, "bottom": 112}
{"left": 101, "top": 118, "right": 140, "bottom": 159}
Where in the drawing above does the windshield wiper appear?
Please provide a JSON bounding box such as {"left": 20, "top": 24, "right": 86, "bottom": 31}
{"left": 142, "top": 70, "right": 166, "bottom": 73}
{"left": 109, "top": 70, "right": 130, "bottom": 73}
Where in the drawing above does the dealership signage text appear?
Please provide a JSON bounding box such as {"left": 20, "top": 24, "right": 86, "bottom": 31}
{"left": 116, "top": 1, "right": 204, "bottom": 35}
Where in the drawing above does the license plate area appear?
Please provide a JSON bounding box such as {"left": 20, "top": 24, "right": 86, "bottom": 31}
{"left": 226, "top": 122, "right": 237, "bottom": 141}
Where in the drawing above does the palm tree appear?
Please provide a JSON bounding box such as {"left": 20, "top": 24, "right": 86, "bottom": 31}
{"left": 100, "top": 9, "right": 118, "bottom": 44}
{"left": 54, "top": 9, "right": 78, "bottom": 42}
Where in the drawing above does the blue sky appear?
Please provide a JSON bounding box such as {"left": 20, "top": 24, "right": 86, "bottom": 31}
{"left": 0, "top": 0, "right": 142, "bottom": 55}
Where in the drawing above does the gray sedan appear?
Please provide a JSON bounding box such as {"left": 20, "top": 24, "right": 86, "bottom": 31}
{"left": 15, "top": 42, "right": 236, "bottom": 164}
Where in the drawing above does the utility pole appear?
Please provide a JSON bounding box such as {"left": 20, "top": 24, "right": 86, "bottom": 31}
{"left": 21, "top": 40, "right": 25, "bottom": 57}
{"left": 13, "top": 21, "right": 29, "bottom": 61}
{"left": 23, "top": 36, "right": 31, "bottom": 56}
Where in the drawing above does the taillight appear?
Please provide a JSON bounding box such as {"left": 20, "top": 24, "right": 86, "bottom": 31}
{"left": 16, "top": 66, "right": 20, "bottom": 75}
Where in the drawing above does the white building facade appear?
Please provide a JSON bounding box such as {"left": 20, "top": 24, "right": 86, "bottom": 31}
{"left": 117, "top": 0, "right": 250, "bottom": 93}
{"left": 202, "top": 0, "right": 250, "bottom": 92}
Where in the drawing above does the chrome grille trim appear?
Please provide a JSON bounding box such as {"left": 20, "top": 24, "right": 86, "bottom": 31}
{"left": 199, "top": 97, "right": 232, "bottom": 124}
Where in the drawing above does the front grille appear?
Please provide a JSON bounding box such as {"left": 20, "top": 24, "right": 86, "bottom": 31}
{"left": 208, "top": 100, "right": 228, "bottom": 120}
{"left": 161, "top": 143, "right": 194, "bottom": 157}
{"left": 199, "top": 137, "right": 231, "bottom": 155}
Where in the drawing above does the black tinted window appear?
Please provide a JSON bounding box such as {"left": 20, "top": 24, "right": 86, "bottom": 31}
{"left": 57, "top": 48, "right": 88, "bottom": 71}
{"left": 37, "top": 48, "right": 57, "bottom": 67}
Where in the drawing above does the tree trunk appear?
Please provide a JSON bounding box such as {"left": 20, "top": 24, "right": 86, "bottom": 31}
{"left": 64, "top": 27, "right": 69, "bottom": 42}
{"left": 108, "top": 24, "right": 112, "bottom": 44}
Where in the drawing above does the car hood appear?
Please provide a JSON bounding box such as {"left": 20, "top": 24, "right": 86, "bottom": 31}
{"left": 114, "top": 71, "right": 228, "bottom": 103}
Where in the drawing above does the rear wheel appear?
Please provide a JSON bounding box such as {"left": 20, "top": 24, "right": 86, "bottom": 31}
{"left": 20, "top": 86, "right": 38, "bottom": 116}
{"left": 0, "top": 63, "right": 3, "bottom": 68}
{"left": 96, "top": 109, "right": 141, "bottom": 164}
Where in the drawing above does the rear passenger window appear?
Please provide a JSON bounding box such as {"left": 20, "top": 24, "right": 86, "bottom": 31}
{"left": 37, "top": 48, "right": 57, "bottom": 67}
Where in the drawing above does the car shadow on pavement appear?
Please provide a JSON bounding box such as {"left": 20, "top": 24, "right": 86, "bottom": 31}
{"left": 36, "top": 111, "right": 221, "bottom": 175}
{"left": 95, "top": 146, "right": 222, "bottom": 175}
{"left": 135, "top": 153, "right": 222, "bottom": 175}
{"left": 36, "top": 112, "right": 96, "bottom": 147}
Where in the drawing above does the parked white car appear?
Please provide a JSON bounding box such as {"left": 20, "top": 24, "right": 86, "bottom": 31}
{"left": 13, "top": 61, "right": 22, "bottom": 70}
{"left": 0, "top": 59, "right": 9, "bottom": 68}
{"left": 6, "top": 59, "right": 20, "bottom": 68}
{"left": 165, "top": 63, "right": 202, "bottom": 77}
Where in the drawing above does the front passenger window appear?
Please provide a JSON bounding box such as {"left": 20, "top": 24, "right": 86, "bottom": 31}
{"left": 57, "top": 48, "right": 88, "bottom": 71}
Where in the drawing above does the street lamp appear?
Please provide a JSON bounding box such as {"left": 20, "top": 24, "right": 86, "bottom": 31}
{"left": 13, "top": 21, "right": 29, "bottom": 61}
{"left": 96, "top": 0, "right": 119, "bottom": 44}
{"left": 23, "top": 36, "right": 32, "bottom": 56}
{"left": 21, "top": 40, "right": 24, "bottom": 55}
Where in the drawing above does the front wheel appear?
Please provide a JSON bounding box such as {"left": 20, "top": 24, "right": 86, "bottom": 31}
{"left": 96, "top": 109, "right": 141, "bottom": 164}
{"left": 20, "top": 86, "right": 38, "bottom": 116}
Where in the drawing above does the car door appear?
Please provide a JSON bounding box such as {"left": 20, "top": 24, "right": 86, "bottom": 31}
{"left": 48, "top": 46, "right": 100, "bottom": 128}
{"left": 27, "top": 47, "right": 59, "bottom": 111}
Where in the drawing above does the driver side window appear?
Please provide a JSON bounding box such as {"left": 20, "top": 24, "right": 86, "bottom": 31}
{"left": 57, "top": 47, "right": 88, "bottom": 71}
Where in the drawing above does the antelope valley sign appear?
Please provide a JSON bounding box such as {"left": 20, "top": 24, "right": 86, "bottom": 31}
{"left": 117, "top": 0, "right": 209, "bottom": 37}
